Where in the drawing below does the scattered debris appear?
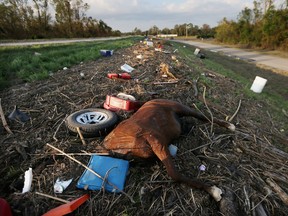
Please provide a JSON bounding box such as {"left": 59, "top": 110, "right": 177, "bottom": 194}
{"left": 8, "top": 106, "right": 30, "bottom": 122}
{"left": 199, "top": 164, "right": 206, "bottom": 171}
{"left": 121, "top": 63, "right": 135, "bottom": 73}
{"left": 54, "top": 178, "right": 73, "bottom": 193}
{"left": 159, "top": 63, "right": 177, "bottom": 80}
{"left": 197, "top": 53, "right": 206, "bottom": 59}
{"left": 208, "top": 185, "right": 223, "bottom": 202}
{"left": 171, "top": 55, "right": 177, "bottom": 61}
{"left": 194, "top": 48, "right": 206, "bottom": 58}
{"left": 153, "top": 80, "right": 179, "bottom": 85}
{"left": 46, "top": 143, "right": 134, "bottom": 202}
{"left": 168, "top": 144, "right": 178, "bottom": 157}
{"left": 42, "top": 194, "right": 89, "bottom": 216}
{"left": 107, "top": 72, "right": 131, "bottom": 80}
{"left": 103, "top": 95, "right": 143, "bottom": 112}
{"left": 1, "top": 40, "right": 288, "bottom": 215}
{"left": 0, "top": 198, "right": 12, "bottom": 216}
{"left": 100, "top": 50, "right": 114, "bottom": 57}
{"left": 0, "top": 98, "right": 13, "bottom": 134}
{"left": 116, "top": 93, "right": 136, "bottom": 101}
{"left": 250, "top": 76, "right": 267, "bottom": 93}
{"left": 22, "top": 168, "right": 33, "bottom": 193}
{"left": 77, "top": 155, "right": 129, "bottom": 193}
{"left": 80, "top": 72, "right": 85, "bottom": 78}
{"left": 146, "top": 41, "right": 153, "bottom": 47}
{"left": 136, "top": 54, "right": 143, "bottom": 59}
{"left": 194, "top": 48, "right": 201, "bottom": 55}
{"left": 266, "top": 178, "right": 288, "bottom": 205}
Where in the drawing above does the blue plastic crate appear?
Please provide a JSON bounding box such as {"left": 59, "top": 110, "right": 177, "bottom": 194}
{"left": 77, "top": 155, "right": 129, "bottom": 193}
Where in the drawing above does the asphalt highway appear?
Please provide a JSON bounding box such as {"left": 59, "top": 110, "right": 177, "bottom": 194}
{"left": 176, "top": 40, "right": 288, "bottom": 76}
{"left": 0, "top": 37, "right": 121, "bottom": 47}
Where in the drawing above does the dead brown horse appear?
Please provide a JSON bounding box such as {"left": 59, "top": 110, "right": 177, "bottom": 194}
{"left": 103, "top": 99, "right": 235, "bottom": 201}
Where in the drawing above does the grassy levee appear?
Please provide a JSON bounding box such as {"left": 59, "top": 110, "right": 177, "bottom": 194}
{"left": 172, "top": 41, "right": 288, "bottom": 150}
{"left": 1, "top": 38, "right": 287, "bottom": 144}
{"left": 172, "top": 41, "right": 288, "bottom": 107}
{"left": 0, "top": 37, "right": 140, "bottom": 90}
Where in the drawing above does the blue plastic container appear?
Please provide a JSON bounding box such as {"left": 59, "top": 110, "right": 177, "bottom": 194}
{"left": 77, "top": 155, "right": 129, "bottom": 193}
{"left": 100, "top": 49, "right": 113, "bottom": 57}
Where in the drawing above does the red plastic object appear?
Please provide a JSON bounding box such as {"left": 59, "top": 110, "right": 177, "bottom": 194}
{"left": 107, "top": 73, "right": 119, "bottom": 79}
{"left": 107, "top": 73, "right": 131, "bottom": 80}
{"left": 42, "top": 194, "right": 89, "bottom": 216}
{"left": 103, "top": 95, "right": 143, "bottom": 112}
{"left": 0, "top": 198, "right": 12, "bottom": 216}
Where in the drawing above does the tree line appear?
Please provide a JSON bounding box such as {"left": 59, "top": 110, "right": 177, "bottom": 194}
{"left": 1, "top": 0, "right": 287, "bottom": 51}
{"left": 0, "top": 0, "right": 120, "bottom": 39}
{"left": 131, "top": 23, "right": 215, "bottom": 39}
{"left": 215, "top": 0, "right": 288, "bottom": 50}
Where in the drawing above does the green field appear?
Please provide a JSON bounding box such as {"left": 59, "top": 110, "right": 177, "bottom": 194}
{"left": 0, "top": 37, "right": 140, "bottom": 89}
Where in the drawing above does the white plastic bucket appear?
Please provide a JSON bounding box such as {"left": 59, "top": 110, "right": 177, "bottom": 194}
{"left": 194, "top": 48, "right": 200, "bottom": 55}
{"left": 250, "top": 76, "right": 267, "bottom": 93}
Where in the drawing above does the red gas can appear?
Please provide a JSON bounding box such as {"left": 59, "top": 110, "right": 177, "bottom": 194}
{"left": 107, "top": 73, "right": 131, "bottom": 80}
{"left": 0, "top": 198, "right": 12, "bottom": 216}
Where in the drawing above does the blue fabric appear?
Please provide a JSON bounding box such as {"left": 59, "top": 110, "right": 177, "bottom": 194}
{"left": 77, "top": 155, "right": 129, "bottom": 193}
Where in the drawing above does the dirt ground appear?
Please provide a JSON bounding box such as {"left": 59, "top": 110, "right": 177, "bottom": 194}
{"left": 0, "top": 40, "right": 288, "bottom": 216}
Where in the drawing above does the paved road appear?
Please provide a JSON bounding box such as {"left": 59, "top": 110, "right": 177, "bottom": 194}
{"left": 176, "top": 40, "right": 288, "bottom": 75}
{"left": 0, "top": 37, "right": 122, "bottom": 47}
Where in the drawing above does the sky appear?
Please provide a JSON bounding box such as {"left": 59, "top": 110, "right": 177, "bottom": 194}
{"left": 84, "top": 0, "right": 256, "bottom": 32}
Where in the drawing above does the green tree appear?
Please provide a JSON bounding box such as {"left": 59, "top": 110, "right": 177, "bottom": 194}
{"left": 161, "top": 27, "right": 171, "bottom": 34}
{"left": 198, "top": 24, "right": 215, "bottom": 38}
{"left": 132, "top": 27, "right": 142, "bottom": 35}
{"left": 98, "top": 19, "right": 112, "bottom": 36}
{"left": 0, "top": 0, "right": 35, "bottom": 39}
{"left": 52, "top": 0, "right": 90, "bottom": 37}
{"left": 253, "top": 0, "right": 263, "bottom": 23}
{"left": 262, "top": 0, "right": 274, "bottom": 12}
{"left": 215, "top": 18, "right": 239, "bottom": 44}
{"left": 0, "top": 0, "right": 116, "bottom": 39}
{"left": 251, "top": 1, "right": 263, "bottom": 46}
{"left": 237, "top": 7, "right": 254, "bottom": 44}
{"left": 148, "top": 25, "right": 159, "bottom": 35}
{"left": 173, "top": 24, "right": 187, "bottom": 36}
{"left": 262, "top": 7, "right": 288, "bottom": 49}
{"left": 31, "top": 0, "right": 51, "bottom": 38}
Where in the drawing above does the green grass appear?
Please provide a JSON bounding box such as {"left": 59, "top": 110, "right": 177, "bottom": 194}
{"left": 204, "top": 53, "right": 288, "bottom": 116}
{"left": 0, "top": 37, "right": 140, "bottom": 89}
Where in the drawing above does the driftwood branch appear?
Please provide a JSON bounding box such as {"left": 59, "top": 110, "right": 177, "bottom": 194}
{"left": 35, "top": 191, "right": 69, "bottom": 204}
{"left": 76, "top": 127, "right": 87, "bottom": 146}
{"left": 229, "top": 99, "right": 242, "bottom": 122}
{"left": 202, "top": 85, "right": 214, "bottom": 133}
{"left": 266, "top": 178, "right": 288, "bottom": 205}
{"left": 0, "top": 98, "right": 13, "bottom": 134}
{"left": 53, "top": 119, "right": 65, "bottom": 142}
{"left": 153, "top": 81, "right": 178, "bottom": 85}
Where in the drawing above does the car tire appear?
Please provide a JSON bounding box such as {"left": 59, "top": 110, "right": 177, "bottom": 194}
{"left": 65, "top": 108, "right": 118, "bottom": 137}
